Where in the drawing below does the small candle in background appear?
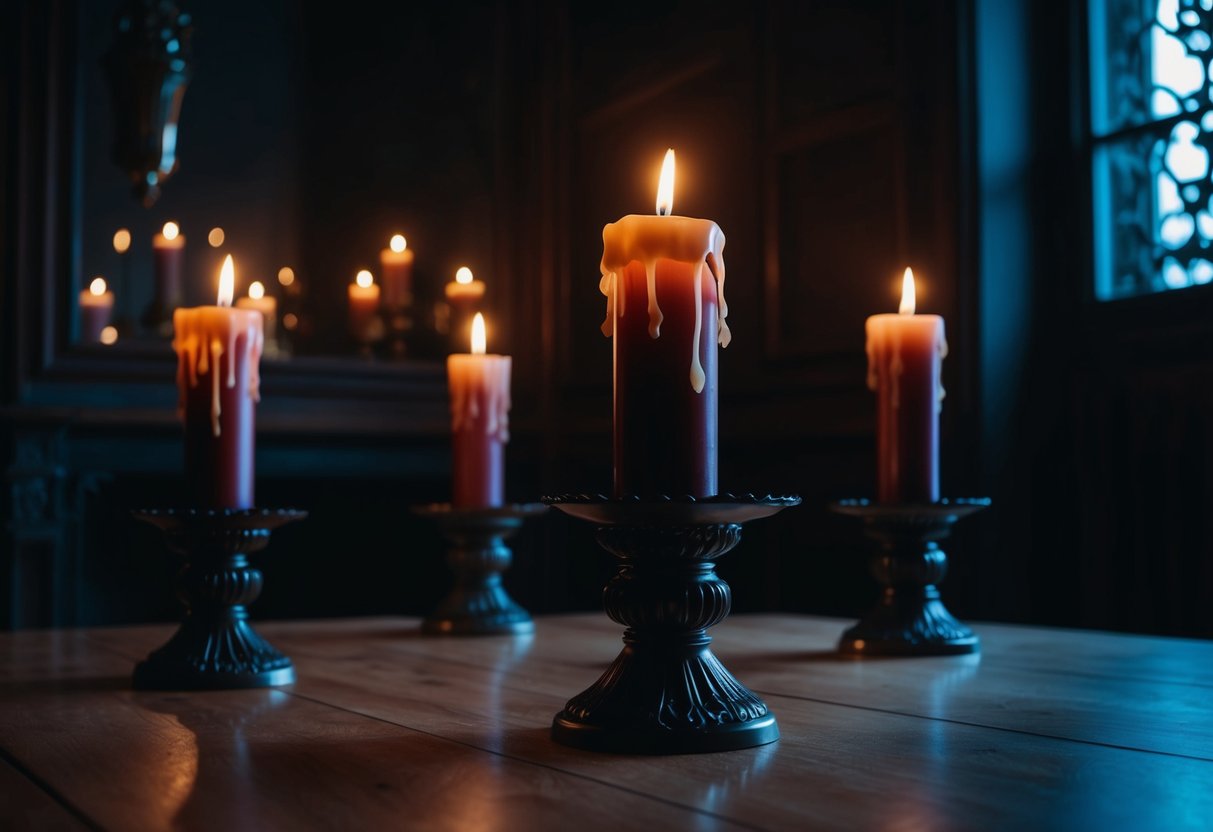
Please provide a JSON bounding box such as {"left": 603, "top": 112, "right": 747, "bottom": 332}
{"left": 444, "top": 266, "right": 486, "bottom": 345}
{"left": 80, "top": 276, "right": 115, "bottom": 343}
{"left": 447, "top": 312, "right": 511, "bottom": 508}
{"left": 865, "top": 267, "right": 947, "bottom": 503}
{"left": 112, "top": 228, "right": 132, "bottom": 331}
{"left": 348, "top": 269, "right": 382, "bottom": 342}
{"left": 151, "top": 221, "right": 185, "bottom": 314}
{"left": 380, "top": 234, "right": 415, "bottom": 309}
{"left": 237, "top": 280, "right": 278, "bottom": 354}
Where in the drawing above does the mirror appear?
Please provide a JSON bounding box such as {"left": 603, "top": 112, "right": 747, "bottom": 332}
{"left": 78, "top": 0, "right": 499, "bottom": 362}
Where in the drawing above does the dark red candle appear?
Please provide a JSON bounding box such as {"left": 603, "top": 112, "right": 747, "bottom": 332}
{"left": 600, "top": 150, "right": 729, "bottom": 498}
{"left": 380, "top": 235, "right": 415, "bottom": 308}
{"left": 448, "top": 313, "right": 511, "bottom": 507}
{"left": 173, "top": 255, "right": 264, "bottom": 509}
{"left": 153, "top": 222, "right": 185, "bottom": 313}
{"left": 865, "top": 268, "right": 947, "bottom": 503}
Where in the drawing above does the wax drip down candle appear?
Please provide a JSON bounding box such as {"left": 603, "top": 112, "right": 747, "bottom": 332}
{"left": 865, "top": 268, "right": 948, "bottom": 503}
{"left": 599, "top": 149, "right": 729, "bottom": 498}
{"left": 447, "top": 312, "right": 511, "bottom": 508}
{"left": 173, "top": 254, "right": 264, "bottom": 508}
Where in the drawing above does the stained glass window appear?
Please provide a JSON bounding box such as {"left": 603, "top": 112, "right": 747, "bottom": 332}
{"left": 1090, "top": 0, "right": 1213, "bottom": 299}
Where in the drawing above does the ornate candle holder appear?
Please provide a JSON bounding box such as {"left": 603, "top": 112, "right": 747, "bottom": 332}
{"left": 830, "top": 498, "right": 990, "bottom": 657}
{"left": 132, "top": 508, "right": 306, "bottom": 690}
{"left": 413, "top": 503, "right": 547, "bottom": 636}
{"left": 544, "top": 493, "right": 800, "bottom": 754}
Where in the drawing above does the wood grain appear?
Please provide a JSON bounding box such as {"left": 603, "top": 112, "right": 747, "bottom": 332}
{"left": 5, "top": 615, "right": 1213, "bottom": 831}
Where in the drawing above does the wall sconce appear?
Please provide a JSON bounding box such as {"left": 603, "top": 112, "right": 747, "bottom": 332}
{"left": 102, "top": 0, "right": 193, "bottom": 207}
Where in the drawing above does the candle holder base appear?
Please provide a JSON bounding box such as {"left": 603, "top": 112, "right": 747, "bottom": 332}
{"left": 830, "top": 499, "right": 989, "bottom": 657}
{"left": 131, "top": 508, "right": 306, "bottom": 690}
{"left": 544, "top": 493, "right": 800, "bottom": 754}
{"left": 413, "top": 503, "right": 547, "bottom": 636}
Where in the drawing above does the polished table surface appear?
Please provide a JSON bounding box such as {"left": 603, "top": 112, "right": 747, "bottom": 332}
{"left": 2, "top": 613, "right": 1211, "bottom": 831}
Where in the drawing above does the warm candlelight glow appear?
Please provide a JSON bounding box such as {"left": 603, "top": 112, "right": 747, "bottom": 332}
{"left": 356, "top": 270, "right": 374, "bottom": 289}
{"left": 471, "top": 312, "right": 486, "bottom": 355}
{"left": 390, "top": 234, "right": 407, "bottom": 253}
{"left": 89, "top": 277, "right": 107, "bottom": 296}
{"left": 899, "top": 267, "right": 916, "bottom": 315}
{"left": 162, "top": 221, "right": 180, "bottom": 241}
{"left": 99, "top": 326, "right": 118, "bottom": 345}
{"left": 218, "top": 255, "right": 235, "bottom": 307}
{"left": 282, "top": 312, "right": 298, "bottom": 330}
{"left": 456, "top": 266, "right": 474, "bottom": 285}
{"left": 208, "top": 227, "right": 225, "bottom": 247}
{"left": 248, "top": 280, "right": 265, "bottom": 300}
{"left": 277, "top": 267, "right": 295, "bottom": 287}
{"left": 656, "top": 148, "right": 676, "bottom": 216}
{"left": 112, "top": 229, "right": 131, "bottom": 253}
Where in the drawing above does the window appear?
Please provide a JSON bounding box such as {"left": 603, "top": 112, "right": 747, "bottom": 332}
{"left": 1090, "top": 0, "right": 1213, "bottom": 300}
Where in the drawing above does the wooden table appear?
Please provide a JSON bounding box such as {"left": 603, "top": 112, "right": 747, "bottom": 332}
{"left": 2, "top": 614, "right": 1210, "bottom": 831}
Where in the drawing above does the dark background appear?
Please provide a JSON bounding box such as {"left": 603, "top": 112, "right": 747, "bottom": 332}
{"left": 4, "top": 0, "right": 1212, "bottom": 638}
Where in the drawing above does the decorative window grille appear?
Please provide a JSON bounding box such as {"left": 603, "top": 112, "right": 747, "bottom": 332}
{"left": 1090, "top": 0, "right": 1213, "bottom": 299}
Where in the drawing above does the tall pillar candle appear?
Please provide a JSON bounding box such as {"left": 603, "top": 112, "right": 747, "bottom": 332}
{"left": 599, "top": 149, "right": 729, "bottom": 498}
{"left": 447, "top": 312, "right": 511, "bottom": 507}
{"left": 865, "top": 268, "right": 947, "bottom": 503}
{"left": 152, "top": 221, "right": 185, "bottom": 310}
{"left": 381, "top": 234, "right": 415, "bottom": 308}
{"left": 173, "top": 254, "right": 264, "bottom": 508}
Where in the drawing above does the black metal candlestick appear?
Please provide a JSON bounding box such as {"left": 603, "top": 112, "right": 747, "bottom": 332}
{"left": 544, "top": 494, "right": 800, "bottom": 754}
{"left": 132, "top": 508, "right": 305, "bottom": 690}
{"left": 413, "top": 503, "right": 547, "bottom": 636}
{"left": 830, "top": 498, "right": 989, "bottom": 657}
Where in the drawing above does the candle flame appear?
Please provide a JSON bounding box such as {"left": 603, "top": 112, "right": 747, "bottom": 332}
{"left": 656, "top": 148, "right": 675, "bottom": 216}
{"left": 112, "top": 228, "right": 131, "bottom": 253}
{"left": 162, "top": 221, "right": 180, "bottom": 241}
{"left": 899, "top": 267, "right": 916, "bottom": 315}
{"left": 218, "top": 255, "right": 235, "bottom": 307}
{"left": 249, "top": 280, "right": 265, "bottom": 300}
{"left": 455, "top": 266, "right": 474, "bottom": 285}
{"left": 89, "top": 276, "right": 107, "bottom": 296}
{"left": 356, "top": 269, "right": 374, "bottom": 289}
{"left": 390, "top": 234, "right": 407, "bottom": 253}
{"left": 208, "top": 227, "right": 225, "bottom": 247}
{"left": 471, "top": 312, "right": 486, "bottom": 355}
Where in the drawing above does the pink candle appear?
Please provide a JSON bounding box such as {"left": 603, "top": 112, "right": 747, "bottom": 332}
{"left": 447, "top": 313, "right": 511, "bottom": 508}
{"left": 152, "top": 221, "right": 185, "bottom": 312}
{"left": 865, "top": 268, "right": 947, "bottom": 503}
{"left": 380, "top": 235, "right": 415, "bottom": 308}
{"left": 173, "top": 255, "right": 264, "bottom": 508}
{"left": 599, "top": 149, "right": 729, "bottom": 497}
{"left": 79, "top": 276, "right": 114, "bottom": 343}
{"left": 348, "top": 270, "right": 381, "bottom": 340}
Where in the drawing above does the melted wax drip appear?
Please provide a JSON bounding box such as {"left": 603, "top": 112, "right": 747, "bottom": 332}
{"left": 174, "top": 310, "right": 264, "bottom": 437}
{"left": 451, "top": 359, "right": 511, "bottom": 441}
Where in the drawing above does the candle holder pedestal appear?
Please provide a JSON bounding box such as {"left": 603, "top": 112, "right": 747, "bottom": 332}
{"left": 544, "top": 494, "right": 800, "bottom": 754}
{"left": 830, "top": 498, "right": 989, "bottom": 657}
{"left": 131, "top": 508, "right": 306, "bottom": 690}
{"left": 413, "top": 503, "right": 547, "bottom": 636}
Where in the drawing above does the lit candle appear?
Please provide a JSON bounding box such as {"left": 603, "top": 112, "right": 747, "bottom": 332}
{"left": 172, "top": 254, "right": 264, "bottom": 508}
{"left": 865, "top": 268, "right": 947, "bottom": 503}
{"left": 380, "top": 234, "right": 415, "bottom": 308}
{"left": 236, "top": 280, "right": 278, "bottom": 347}
{"left": 599, "top": 149, "right": 728, "bottom": 497}
{"left": 444, "top": 266, "right": 486, "bottom": 345}
{"left": 348, "top": 269, "right": 381, "bottom": 340}
{"left": 79, "top": 276, "right": 115, "bottom": 343}
{"left": 151, "top": 221, "right": 185, "bottom": 326}
{"left": 447, "top": 312, "right": 511, "bottom": 508}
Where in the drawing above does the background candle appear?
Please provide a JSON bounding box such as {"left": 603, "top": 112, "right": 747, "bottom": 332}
{"left": 380, "top": 234, "right": 415, "bottom": 308}
{"left": 865, "top": 268, "right": 947, "bottom": 503}
{"left": 151, "top": 221, "right": 185, "bottom": 320}
{"left": 237, "top": 280, "right": 279, "bottom": 355}
{"left": 347, "top": 269, "right": 381, "bottom": 340}
{"left": 447, "top": 312, "right": 510, "bottom": 508}
{"left": 444, "top": 266, "right": 486, "bottom": 345}
{"left": 600, "top": 149, "right": 729, "bottom": 498}
{"left": 79, "top": 276, "right": 114, "bottom": 343}
{"left": 173, "top": 254, "right": 264, "bottom": 509}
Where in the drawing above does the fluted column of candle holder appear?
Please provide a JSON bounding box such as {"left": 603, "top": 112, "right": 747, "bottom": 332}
{"left": 132, "top": 508, "right": 306, "bottom": 690}
{"left": 544, "top": 493, "right": 800, "bottom": 755}
{"left": 414, "top": 503, "right": 547, "bottom": 636}
{"left": 830, "top": 498, "right": 989, "bottom": 656}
